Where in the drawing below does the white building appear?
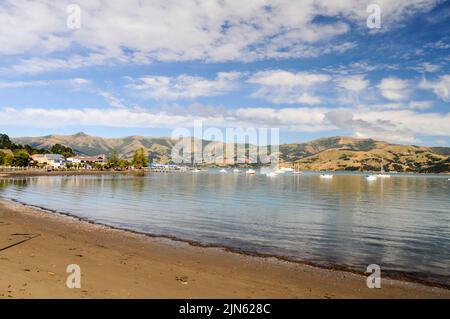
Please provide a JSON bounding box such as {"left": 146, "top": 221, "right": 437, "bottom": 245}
{"left": 66, "top": 155, "right": 106, "bottom": 166}
{"left": 31, "top": 154, "right": 65, "bottom": 168}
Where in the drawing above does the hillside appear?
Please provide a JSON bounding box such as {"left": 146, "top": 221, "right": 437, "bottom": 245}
{"left": 12, "top": 134, "right": 450, "bottom": 173}
{"left": 13, "top": 132, "right": 178, "bottom": 163}
{"left": 280, "top": 137, "right": 450, "bottom": 173}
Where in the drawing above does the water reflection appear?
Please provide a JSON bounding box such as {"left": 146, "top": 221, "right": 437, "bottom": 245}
{"left": 0, "top": 171, "right": 449, "bottom": 285}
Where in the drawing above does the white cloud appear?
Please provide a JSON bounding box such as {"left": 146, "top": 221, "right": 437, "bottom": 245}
{"left": 0, "top": 0, "right": 440, "bottom": 72}
{"left": 420, "top": 75, "right": 450, "bottom": 102}
{"left": 248, "top": 70, "right": 331, "bottom": 105}
{"left": 0, "top": 78, "right": 126, "bottom": 109}
{"left": 0, "top": 80, "right": 49, "bottom": 89}
{"left": 97, "top": 91, "right": 126, "bottom": 108}
{"left": 234, "top": 107, "right": 330, "bottom": 131}
{"left": 355, "top": 108, "right": 450, "bottom": 140}
{"left": 0, "top": 78, "right": 90, "bottom": 89}
{"left": 248, "top": 70, "right": 330, "bottom": 87}
{"left": 1, "top": 105, "right": 449, "bottom": 144}
{"left": 127, "top": 72, "right": 241, "bottom": 100}
{"left": 0, "top": 1, "right": 69, "bottom": 55}
{"left": 416, "top": 62, "right": 442, "bottom": 73}
{"left": 3, "top": 53, "right": 117, "bottom": 75}
{"left": 336, "top": 75, "right": 369, "bottom": 92}
{"left": 378, "top": 77, "right": 411, "bottom": 101}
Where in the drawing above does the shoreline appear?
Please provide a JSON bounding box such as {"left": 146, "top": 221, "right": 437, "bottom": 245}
{"left": 5, "top": 197, "right": 450, "bottom": 291}
{"left": 0, "top": 169, "right": 142, "bottom": 178}
{"left": 0, "top": 198, "right": 449, "bottom": 298}
{"left": 1, "top": 169, "right": 449, "bottom": 180}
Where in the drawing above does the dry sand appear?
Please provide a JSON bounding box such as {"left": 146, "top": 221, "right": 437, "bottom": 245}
{"left": 0, "top": 198, "right": 449, "bottom": 299}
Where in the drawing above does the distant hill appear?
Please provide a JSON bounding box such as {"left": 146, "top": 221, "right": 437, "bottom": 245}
{"left": 13, "top": 132, "right": 178, "bottom": 163}
{"left": 12, "top": 133, "right": 450, "bottom": 173}
{"left": 280, "top": 136, "right": 450, "bottom": 173}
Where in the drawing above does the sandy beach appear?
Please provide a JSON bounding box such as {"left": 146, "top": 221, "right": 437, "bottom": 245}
{"left": 0, "top": 198, "right": 448, "bottom": 299}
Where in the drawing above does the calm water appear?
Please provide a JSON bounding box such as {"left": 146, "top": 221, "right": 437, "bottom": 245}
{"left": 1, "top": 171, "right": 449, "bottom": 286}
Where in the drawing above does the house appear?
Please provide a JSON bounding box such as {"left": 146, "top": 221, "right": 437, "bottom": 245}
{"left": 31, "top": 154, "right": 65, "bottom": 168}
{"left": 67, "top": 154, "right": 106, "bottom": 166}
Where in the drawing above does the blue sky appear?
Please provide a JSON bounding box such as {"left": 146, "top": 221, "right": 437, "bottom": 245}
{"left": 0, "top": 0, "right": 449, "bottom": 145}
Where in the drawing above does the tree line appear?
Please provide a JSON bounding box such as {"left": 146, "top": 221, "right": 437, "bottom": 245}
{"left": 1, "top": 133, "right": 148, "bottom": 168}
{"left": 0, "top": 133, "right": 54, "bottom": 167}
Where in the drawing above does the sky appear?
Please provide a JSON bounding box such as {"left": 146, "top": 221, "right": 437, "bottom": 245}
{"left": 0, "top": 0, "right": 449, "bottom": 146}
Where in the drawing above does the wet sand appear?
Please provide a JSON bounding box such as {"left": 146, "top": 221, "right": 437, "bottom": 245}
{"left": 0, "top": 198, "right": 449, "bottom": 299}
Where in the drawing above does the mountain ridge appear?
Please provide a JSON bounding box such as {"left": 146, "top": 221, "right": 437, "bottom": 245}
{"left": 11, "top": 133, "right": 450, "bottom": 173}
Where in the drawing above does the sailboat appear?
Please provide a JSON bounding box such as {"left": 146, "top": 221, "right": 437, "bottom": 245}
{"left": 375, "top": 157, "right": 391, "bottom": 178}
{"left": 245, "top": 169, "right": 256, "bottom": 175}
{"left": 219, "top": 168, "right": 227, "bottom": 173}
{"left": 293, "top": 163, "right": 302, "bottom": 174}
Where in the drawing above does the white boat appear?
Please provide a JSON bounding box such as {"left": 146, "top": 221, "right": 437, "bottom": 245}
{"left": 366, "top": 175, "right": 377, "bottom": 181}
{"left": 219, "top": 168, "right": 227, "bottom": 173}
{"left": 265, "top": 172, "right": 278, "bottom": 177}
{"left": 280, "top": 167, "right": 294, "bottom": 172}
{"left": 233, "top": 168, "right": 240, "bottom": 173}
{"left": 320, "top": 174, "right": 333, "bottom": 179}
{"left": 274, "top": 169, "right": 285, "bottom": 174}
{"left": 245, "top": 169, "right": 256, "bottom": 175}
{"left": 192, "top": 168, "right": 201, "bottom": 173}
{"left": 376, "top": 157, "right": 391, "bottom": 178}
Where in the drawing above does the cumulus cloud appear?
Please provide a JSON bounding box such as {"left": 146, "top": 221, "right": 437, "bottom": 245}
{"left": 248, "top": 70, "right": 331, "bottom": 104}
{"left": 324, "top": 109, "right": 417, "bottom": 143}
{"left": 127, "top": 72, "right": 241, "bottom": 100}
{"left": 420, "top": 74, "right": 450, "bottom": 102}
{"left": 0, "top": 0, "right": 441, "bottom": 72}
{"left": 378, "top": 77, "right": 411, "bottom": 101}
{"left": 336, "top": 75, "right": 369, "bottom": 92}
{"left": 1, "top": 105, "right": 449, "bottom": 144}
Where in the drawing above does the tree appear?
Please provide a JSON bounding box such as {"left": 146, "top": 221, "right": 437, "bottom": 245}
{"left": 119, "top": 159, "right": 130, "bottom": 168}
{"left": 132, "top": 148, "right": 148, "bottom": 168}
{"left": 12, "top": 150, "right": 30, "bottom": 167}
{"left": 50, "top": 144, "right": 74, "bottom": 158}
{"left": 0, "top": 151, "right": 5, "bottom": 166}
{"left": 107, "top": 151, "right": 120, "bottom": 168}
{"left": 25, "top": 144, "right": 48, "bottom": 155}
{"left": 0, "top": 134, "right": 13, "bottom": 149}
{"left": 4, "top": 154, "right": 13, "bottom": 166}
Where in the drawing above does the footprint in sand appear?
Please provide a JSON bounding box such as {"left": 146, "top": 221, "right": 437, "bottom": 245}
{"left": 175, "top": 276, "right": 189, "bottom": 285}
